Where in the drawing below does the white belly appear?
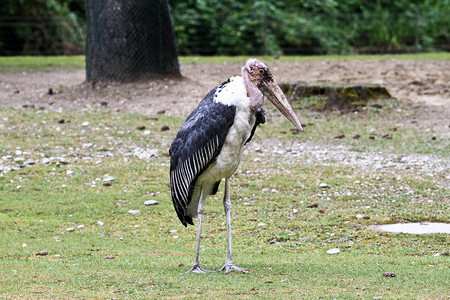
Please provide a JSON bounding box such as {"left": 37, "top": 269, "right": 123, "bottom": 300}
{"left": 200, "top": 109, "right": 255, "bottom": 184}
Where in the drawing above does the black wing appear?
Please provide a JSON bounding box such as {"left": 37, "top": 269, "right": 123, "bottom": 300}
{"left": 169, "top": 81, "right": 236, "bottom": 226}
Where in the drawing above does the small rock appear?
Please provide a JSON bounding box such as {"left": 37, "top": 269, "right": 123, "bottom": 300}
{"left": 77, "top": 225, "right": 85, "bottom": 229}
{"left": 58, "top": 119, "right": 65, "bottom": 124}
{"left": 178, "top": 263, "right": 185, "bottom": 267}
{"left": 356, "top": 214, "right": 370, "bottom": 219}
{"left": 22, "top": 243, "right": 27, "bottom": 248}
{"left": 258, "top": 222, "right": 267, "bottom": 227}
{"left": 100, "top": 101, "right": 108, "bottom": 107}
{"left": 369, "top": 135, "right": 375, "bottom": 140}
{"left": 382, "top": 134, "right": 392, "bottom": 139}
{"left": 14, "top": 157, "right": 25, "bottom": 163}
{"left": 104, "top": 255, "right": 115, "bottom": 259}
{"left": 128, "top": 210, "right": 141, "bottom": 215}
{"left": 374, "top": 297, "right": 382, "bottom": 300}
{"left": 137, "top": 125, "right": 146, "bottom": 130}
{"left": 390, "top": 127, "right": 397, "bottom": 131}
{"left": 319, "top": 183, "right": 328, "bottom": 188}
{"left": 144, "top": 200, "right": 159, "bottom": 206}
{"left": 383, "top": 272, "right": 396, "bottom": 277}
{"left": 48, "top": 88, "right": 54, "bottom": 95}
{"left": 103, "top": 182, "right": 112, "bottom": 187}
{"left": 169, "top": 229, "right": 178, "bottom": 234}
{"left": 431, "top": 136, "right": 436, "bottom": 141}
{"left": 334, "top": 134, "right": 345, "bottom": 139}
{"left": 440, "top": 250, "right": 449, "bottom": 256}
{"left": 353, "top": 134, "right": 360, "bottom": 139}
{"left": 96, "top": 221, "right": 104, "bottom": 226}
{"left": 327, "top": 248, "right": 340, "bottom": 255}
{"left": 307, "top": 202, "right": 319, "bottom": 208}
{"left": 36, "top": 250, "right": 49, "bottom": 256}
{"left": 157, "top": 110, "right": 166, "bottom": 114}
{"left": 318, "top": 209, "right": 325, "bottom": 213}
{"left": 66, "top": 227, "right": 75, "bottom": 232}
{"left": 82, "top": 121, "right": 89, "bottom": 127}
{"left": 102, "top": 175, "right": 115, "bottom": 182}
{"left": 161, "top": 125, "right": 170, "bottom": 132}
{"left": 143, "top": 130, "right": 151, "bottom": 136}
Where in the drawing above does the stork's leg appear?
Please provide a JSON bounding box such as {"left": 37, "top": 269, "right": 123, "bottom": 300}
{"left": 220, "top": 178, "right": 249, "bottom": 274}
{"left": 186, "top": 190, "right": 212, "bottom": 274}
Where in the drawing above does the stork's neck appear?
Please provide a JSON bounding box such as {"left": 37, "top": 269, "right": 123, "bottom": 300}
{"left": 243, "top": 72, "right": 264, "bottom": 112}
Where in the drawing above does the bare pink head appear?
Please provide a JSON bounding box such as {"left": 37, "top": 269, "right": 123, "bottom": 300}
{"left": 242, "top": 59, "right": 303, "bottom": 131}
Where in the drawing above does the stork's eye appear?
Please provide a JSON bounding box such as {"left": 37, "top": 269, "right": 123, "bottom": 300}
{"left": 259, "top": 69, "right": 265, "bottom": 74}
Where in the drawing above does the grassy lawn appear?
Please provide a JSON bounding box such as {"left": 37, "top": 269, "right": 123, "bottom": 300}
{"left": 0, "top": 102, "right": 448, "bottom": 298}
{"left": 0, "top": 52, "right": 449, "bottom": 72}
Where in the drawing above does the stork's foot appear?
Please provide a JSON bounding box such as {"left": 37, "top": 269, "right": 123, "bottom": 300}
{"left": 186, "top": 264, "right": 212, "bottom": 274}
{"left": 219, "top": 263, "right": 249, "bottom": 274}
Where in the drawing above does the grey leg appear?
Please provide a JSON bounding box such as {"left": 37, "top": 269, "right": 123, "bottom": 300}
{"left": 186, "top": 191, "right": 212, "bottom": 274}
{"left": 219, "top": 178, "right": 249, "bottom": 273}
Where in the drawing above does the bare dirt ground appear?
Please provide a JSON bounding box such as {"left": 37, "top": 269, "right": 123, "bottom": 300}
{"left": 0, "top": 60, "right": 449, "bottom": 135}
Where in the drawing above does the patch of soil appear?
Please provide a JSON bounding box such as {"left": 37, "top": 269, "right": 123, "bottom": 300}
{"left": 0, "top": 60, "right": 449, "bottom": 135}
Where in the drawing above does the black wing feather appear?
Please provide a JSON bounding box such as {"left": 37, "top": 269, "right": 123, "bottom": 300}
{"left": 245, "top": 107, "right": 265, "bottom": 145}
{"left": 169, "top": 80, "right": 236, "bottom": 226}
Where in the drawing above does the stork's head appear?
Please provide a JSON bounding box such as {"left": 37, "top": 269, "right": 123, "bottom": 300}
{"left": 242, "top": 59, "right": 303, "bottom": 131}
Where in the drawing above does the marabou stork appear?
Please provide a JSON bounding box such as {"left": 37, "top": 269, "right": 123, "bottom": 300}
{"left": 169, "top": 58, "right": 303, "bottom": 274}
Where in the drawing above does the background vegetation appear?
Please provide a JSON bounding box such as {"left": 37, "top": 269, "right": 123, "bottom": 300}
{"left": 1, "top": 0, "right": 449, "bottom": 56}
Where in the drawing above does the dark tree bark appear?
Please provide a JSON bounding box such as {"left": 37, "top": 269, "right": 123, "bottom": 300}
{"left": 86, "top": 0, "right": 181, "bottom": 83}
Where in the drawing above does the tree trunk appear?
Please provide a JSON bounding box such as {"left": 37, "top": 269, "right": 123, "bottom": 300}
{"left": 86, "top": 0, "right": 181, "bottom": 83}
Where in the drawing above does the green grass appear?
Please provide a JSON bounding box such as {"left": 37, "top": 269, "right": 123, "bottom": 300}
{"left": 0, "top": 55, "right": 85, "bottom": 72}
{"left": 1, "top": 52, "right": 449, "bottom": 72}
{"left": 0, "top": 107, "right": 448, "bottom": 299}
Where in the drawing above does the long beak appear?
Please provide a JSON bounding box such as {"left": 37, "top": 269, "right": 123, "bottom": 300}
{"left": 261, "top": 80, "right": 303, "bottom": 132}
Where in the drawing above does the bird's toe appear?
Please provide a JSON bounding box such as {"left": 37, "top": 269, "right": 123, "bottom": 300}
{"left": 220, "top": 264, "right": 249, "bottom": 274}
{"left": 185, "top": 265, "right": 213, "bottom": 274}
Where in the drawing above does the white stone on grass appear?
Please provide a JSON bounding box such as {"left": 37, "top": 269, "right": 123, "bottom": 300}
{"left": 326, "top": 248, "right": 341, "bottom": 255}
{"left": 128, "top": 210, "right": 141, "bottom": 215}
{"left": 144, "top": 200, "right": 159, "bottom": 206}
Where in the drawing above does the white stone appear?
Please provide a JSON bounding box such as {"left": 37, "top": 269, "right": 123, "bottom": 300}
{"left": 102, "top": 175, "right": 115, "bottom": 182}
{"left": 319, "top": 182, "right": 328, "bottom": 188}
{"left": 144, "top": 200, "right": 159, "bottom": 206}
{"left": 326, "top": 248, "right": 341, "bottom": 255}
{"left": 128, "top": 210, "right": 141, "bottom": 215}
